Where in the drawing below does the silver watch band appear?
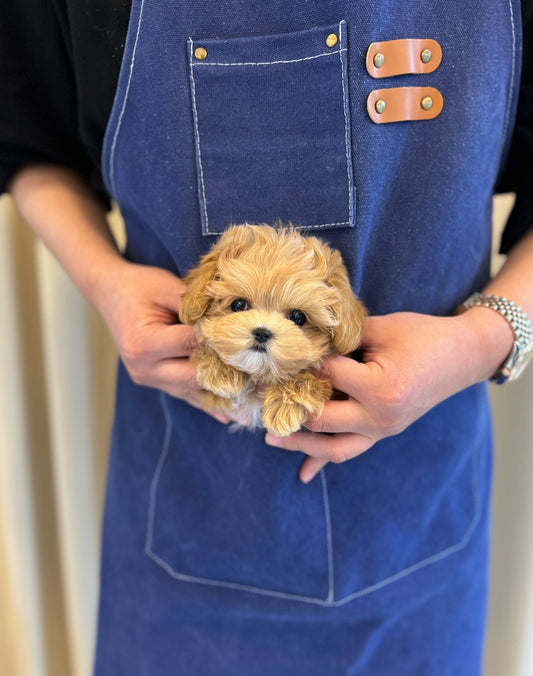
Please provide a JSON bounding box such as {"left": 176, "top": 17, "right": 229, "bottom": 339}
{"left": 461, "top": 292, "right": 533, "bottom": 384}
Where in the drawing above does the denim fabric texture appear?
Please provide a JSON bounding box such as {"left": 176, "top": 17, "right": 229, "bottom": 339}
{"left": 188, "top": 22, "right": 354, "bottom": 235}
{"left": 96, "top": 0, "right": 522, "bottom": 674}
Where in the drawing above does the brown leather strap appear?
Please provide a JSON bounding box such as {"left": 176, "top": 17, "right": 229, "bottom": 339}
{"left": 367, "top": 87, "right": 444, "bottom": 124}
{"left": 366, "top": 39, "right": 442, "bottom": 78}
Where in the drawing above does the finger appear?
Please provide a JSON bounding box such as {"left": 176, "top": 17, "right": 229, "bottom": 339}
{"left": 319, "top": 354, "right": 374, "bottom": 399}
{"left": 298, "top": 456, "right": 329, "bottom": 484}
{"left": 153, "top": 360, "right": 232, "bottom": 424}
{"left": 265, "top": 430, "right": 373, "bottom": 463}
{"left": 186, "top": 395, "right": 232, "bottom": 425}
{"left": 145, "top": 323, "right": 199, "bottom": 359}
{"left": 149, "top": 357, "right": 200, "bottom": 394}
{"left": 304, "top": 398, "right": 375, "bottom": 435}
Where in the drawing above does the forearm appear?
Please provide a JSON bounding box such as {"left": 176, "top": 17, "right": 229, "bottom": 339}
{"left": 8, "top": 164, "right": 126, "bottom": 314}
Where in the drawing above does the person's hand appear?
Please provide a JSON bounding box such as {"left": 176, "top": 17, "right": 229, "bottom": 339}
{"left": 265, "top": 311, "right": 513, "bottom": 483}
{"left": 95, "top": 259, "right": 229, "bottom": 422}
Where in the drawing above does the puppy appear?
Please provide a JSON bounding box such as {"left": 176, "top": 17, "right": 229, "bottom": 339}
{"left": 179, "top": 224, "right": 366, "bottom": 436}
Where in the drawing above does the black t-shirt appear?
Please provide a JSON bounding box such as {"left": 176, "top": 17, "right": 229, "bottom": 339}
{"left": 1, "top": 0, "right": 532, "bottom": 251}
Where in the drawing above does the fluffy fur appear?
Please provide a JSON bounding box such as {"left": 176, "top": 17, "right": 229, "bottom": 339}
{"left": 179, "top": 224, "right": 366, "bottom": 436}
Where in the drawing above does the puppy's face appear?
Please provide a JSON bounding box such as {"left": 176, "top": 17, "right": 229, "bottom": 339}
{"left": 180, "top": 225, "right": 365, "bottom": 383}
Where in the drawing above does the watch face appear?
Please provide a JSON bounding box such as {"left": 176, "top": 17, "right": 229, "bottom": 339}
{"left": 509, "top": 341, "right": 533, "bottom": 381}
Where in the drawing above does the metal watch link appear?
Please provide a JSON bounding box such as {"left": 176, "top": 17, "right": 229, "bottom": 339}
{"left": 461, "top": 292, "right": 533, "bottom": 384}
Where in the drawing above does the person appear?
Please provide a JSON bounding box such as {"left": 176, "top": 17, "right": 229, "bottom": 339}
{"left": 2, "top": 1, "right": 533, "bottom": 674}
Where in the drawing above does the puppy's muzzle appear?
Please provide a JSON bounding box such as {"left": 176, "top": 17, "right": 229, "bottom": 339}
{"left": 252, "top": 327, "right": 272, "bottom": 352}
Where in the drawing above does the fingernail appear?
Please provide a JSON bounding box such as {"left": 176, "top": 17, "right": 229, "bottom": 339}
{"left": 265, "top": 433, "right": 283, "bottom": 448}
{"left": 299, "top": 469, "right": 316, "bottom": 484}
{"left": 210, "top": 411, "right": 231, "bottom": 424}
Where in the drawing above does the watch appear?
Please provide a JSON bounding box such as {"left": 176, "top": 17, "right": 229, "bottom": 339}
{"left": 460, "top": 292, "right": 533, "bottom": 384}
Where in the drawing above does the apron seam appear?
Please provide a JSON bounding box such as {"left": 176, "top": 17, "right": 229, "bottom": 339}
{"left": 500, "top": 0, "right": 518, "bottom": 154}
{"left": 106, "top": 0, "right": 147, "bottom": 199}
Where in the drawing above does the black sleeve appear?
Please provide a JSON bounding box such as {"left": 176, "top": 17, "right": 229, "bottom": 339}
{"left": 497, "top": 0, "right": 533, "bottom": 253}
{"left": 0, "top": 1, "right": 94, "bottom": 193}
{"left": 0, "top": 1, "right": 129, "bottom": 203}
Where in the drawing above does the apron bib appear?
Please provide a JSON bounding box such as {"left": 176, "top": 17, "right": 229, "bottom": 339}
{"left": 96, "top": 0, "right": 520, "bottom": 672}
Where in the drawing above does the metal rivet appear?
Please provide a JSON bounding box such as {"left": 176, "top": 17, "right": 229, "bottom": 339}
{"left": 194, "top": 47, "right": 208, "bottom": 60}
{"left": 373, "top": 52, "right": 385, "bottom": 68}
{"left": 420, "top": 49, "right": 432, "bottom": 64}
{"left": 375, "top": 99, "right": 386, "bottom": 114}
{"left": 421, "top": 96, "right": 433, "bottom": 111}
{"left": 326, "top": 33, "right": 338, "bottom": 48}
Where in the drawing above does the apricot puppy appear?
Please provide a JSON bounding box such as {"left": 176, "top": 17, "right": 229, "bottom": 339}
{"left": 179, "top": 224, "right": 366, "bottom": 436}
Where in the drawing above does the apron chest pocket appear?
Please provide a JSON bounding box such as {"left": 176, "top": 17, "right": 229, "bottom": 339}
{"left": 188, "top": 21, "right": 355, "bottom": 236}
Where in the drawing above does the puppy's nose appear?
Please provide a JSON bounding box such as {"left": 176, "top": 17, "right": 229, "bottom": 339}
{"left": 252, "top": 327, "right": 272, "bottom": 344}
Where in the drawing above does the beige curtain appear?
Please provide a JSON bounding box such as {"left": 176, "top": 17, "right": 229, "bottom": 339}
{"left": 0, "top": 194, "right": 532, "bottom": 676}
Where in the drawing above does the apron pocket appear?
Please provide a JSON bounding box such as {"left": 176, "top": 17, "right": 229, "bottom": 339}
{"left": 145, "top": 394, "right": 333, "bottom": 602}
{"left": 188, "top": 21, "right": 355, "bottom": 236}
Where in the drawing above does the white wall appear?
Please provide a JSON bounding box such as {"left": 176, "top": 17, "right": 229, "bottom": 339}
{"left": 485, "top": 195, "right": 533, "bottom": 676}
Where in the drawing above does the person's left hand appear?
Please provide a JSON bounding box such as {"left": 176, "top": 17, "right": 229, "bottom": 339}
{"left": 265, "top": 311, "right": 512, "bottom": 483}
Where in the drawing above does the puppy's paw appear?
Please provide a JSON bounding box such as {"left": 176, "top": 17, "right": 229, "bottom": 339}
{"left": 262, "top": 400, "right": 308, "bottom": 437}
{"left": 193, "top": 348, "right": 249, "bottom": 398}
{"left": 262, "top": 377, "right": 332, "bottom": 437}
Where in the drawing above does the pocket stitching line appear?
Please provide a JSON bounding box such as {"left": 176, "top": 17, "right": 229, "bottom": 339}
{"left": 145, "top": 392, "right": 330, "bottom": 604}
{"left": 321, "top": 471, "right": 335, "bottom": 603}
{"left": 145, "top": 392, "right": 482, "bottom": 607}
{"left": 338, "top": 20, "right": 354, "bottom": 232}
{"left": 190, "top": 48, "right": 346, "bottom": 68}
{"left": 189, "top": 37, "right": 211, "bottom": 233}
{"left": 188, "top": 21, "right": 354, "bottom": 235}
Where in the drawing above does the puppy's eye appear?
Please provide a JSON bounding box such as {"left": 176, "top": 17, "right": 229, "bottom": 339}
{"left": 287, "top": 310, "right": 307, "bottom": 326}
{"left": 231, "top": 298, "right": 249, "bottom": 312}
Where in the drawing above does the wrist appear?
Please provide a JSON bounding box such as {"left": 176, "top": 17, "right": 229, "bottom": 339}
{"left": 86, "top": 251, "right": 134, "bottom": 320}
{"left": 455, "top": 305, "right": 515, "bottom": 384}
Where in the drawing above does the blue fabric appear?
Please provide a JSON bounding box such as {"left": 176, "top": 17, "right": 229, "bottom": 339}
{"left": 95, "top": 1, "right": 522, "bottom": 674}
{"left": 189, "top": 22, "right": 354, "bottom": 235}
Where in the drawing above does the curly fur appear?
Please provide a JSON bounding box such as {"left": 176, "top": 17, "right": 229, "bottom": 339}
{"left": 179, "top": 224, "right": 366, "bottom": 436}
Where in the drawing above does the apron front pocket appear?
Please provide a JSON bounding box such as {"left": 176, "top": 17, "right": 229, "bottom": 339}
{"left": 145, "top": 394, "right": 333, "bottom": 603}
{"left": 188, "top": 21, "right": 355, "bottom": 236}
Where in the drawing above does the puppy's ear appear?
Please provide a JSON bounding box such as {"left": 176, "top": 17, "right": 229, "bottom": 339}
{"left": 179, "top": 225, "right": 254, "bottom": 325}
{"left": 179, "top": 253, "right": 219, "bottom": 325}
{"left": 323, "top": 248, "right": 366, "bottom": 355}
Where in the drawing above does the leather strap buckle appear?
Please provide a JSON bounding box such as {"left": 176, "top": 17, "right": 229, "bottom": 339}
{"left": 367, "top": 87, "right": 444, "bottom": 124}
{"left": 366, "top": 39, "right": 442, "bottom": 78}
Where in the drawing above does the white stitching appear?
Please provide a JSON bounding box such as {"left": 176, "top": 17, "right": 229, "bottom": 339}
{"left": 334, "top": 439, "right": 483, "bottom": 607}
{"left": 107, "top": 0, "right": 146, "bottom": 198}
{"left": 203, "top": 220, "right": 351, "bottom": 237}
{"left": 500, "top": 0, "right": 517, "bottom": 156}
{"left": 146, "top": 392, "right": 330, "bottom": 605}
{"left": 189, "top": 38, "right": 210, "bottom": 233}
{"left": 146, "top": 547, "right": 331, "bottom": 605}
{"left": 147, "top": 392, "right": 483, "bottom": 607}
{"left": 320, "top": 470, "right": 335, "bottom": 603}
{"left": 339, "top": 20, "right": 355, "bottom": 229}
{"left": 190, "top": 48, "right": 347, "bottom": 68}
{"left": 145, "top": 391, "right": 173, "bottom": 553}
{"left": 191, "top": 22, "right": 353, "bottom": 235}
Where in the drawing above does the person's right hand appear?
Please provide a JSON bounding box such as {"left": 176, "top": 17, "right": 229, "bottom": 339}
{"left": 95, "top": 259, "right": 229, "bottom": 422}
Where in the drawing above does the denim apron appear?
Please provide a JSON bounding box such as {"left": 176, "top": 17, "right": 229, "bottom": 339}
{"left": 95, "top": 1, "right": 521, "bottom": 674}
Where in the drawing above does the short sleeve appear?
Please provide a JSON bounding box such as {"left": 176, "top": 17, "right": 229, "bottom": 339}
{"left": 0, "top": 1, "right": 94, "bottom": 194}
{"left": 497, "top": 0, "right": 533, "bottom": 253}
